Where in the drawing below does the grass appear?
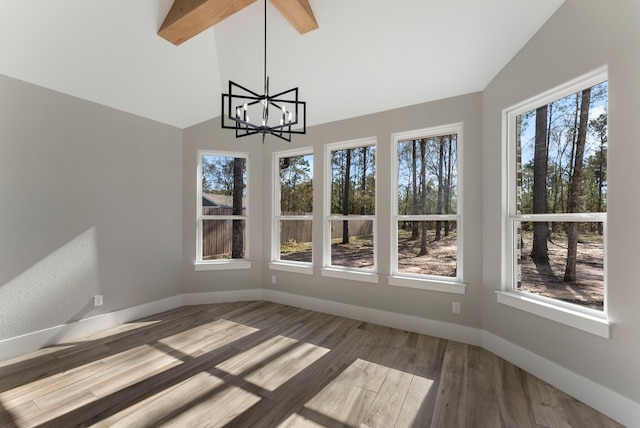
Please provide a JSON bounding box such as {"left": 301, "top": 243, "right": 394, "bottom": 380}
{"left": 280, "top": 239, "right": 312, "bottom": 254}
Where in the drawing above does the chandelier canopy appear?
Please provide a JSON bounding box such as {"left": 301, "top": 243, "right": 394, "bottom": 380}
{"left": 221, "top": 0, "right": 306, "bottom": 142}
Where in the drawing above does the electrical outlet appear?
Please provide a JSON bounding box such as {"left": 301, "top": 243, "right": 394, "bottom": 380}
{"left": 94, "top": 294, "right": 104, "bottom": 307}
{"left": 271, "top": 275, "right": 276, "bottom": 284}
{"left": 452, "top": 301, "right": 461, "bottom": 314}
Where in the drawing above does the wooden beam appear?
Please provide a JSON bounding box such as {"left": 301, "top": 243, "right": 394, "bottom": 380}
{"left": 269, "top": 0, "right": 318, "bottom": 34}
{"left": 158, "top": 0, "right": 257, "bottom": 46}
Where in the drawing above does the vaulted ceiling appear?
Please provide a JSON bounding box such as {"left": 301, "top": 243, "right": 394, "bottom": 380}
{"left": 0, "top": 0, "right": 564, "bottom": 129}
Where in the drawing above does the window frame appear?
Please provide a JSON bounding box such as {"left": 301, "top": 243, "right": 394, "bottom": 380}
{"left": 389, "top": 124, "right": 465, "bottom": 294}
{"left": 270, "top": 147, "right": 314, "bottom": 275}
{"left": 501, "top": 67, "right": 610, "bottom": 337}
{"left": 195, "top": 150, "right": 251, "bottom": 271}
{"left": 322, "top": 137, "right": 379, "bottom": 283}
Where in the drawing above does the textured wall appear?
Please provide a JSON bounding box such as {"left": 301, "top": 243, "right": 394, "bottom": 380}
{"left": 482, "top": 0, "right": 640, "bottom": 404}
{"left": 0, "top": 75, "right": 184, "bottom": 340}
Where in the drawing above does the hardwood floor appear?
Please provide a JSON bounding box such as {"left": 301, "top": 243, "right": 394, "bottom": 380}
{"left": 0, "top": 301, "right": 624, "bottom": 427}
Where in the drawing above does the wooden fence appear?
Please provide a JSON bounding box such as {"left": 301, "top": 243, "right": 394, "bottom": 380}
{"left": 279, "top": 213, "right": 373, "bottom": 243}
{"left": 202, "top": 207, "right": 245, "bottom": 259}
{"left": 203, "top": 208, "right": 374, "bottom": 256}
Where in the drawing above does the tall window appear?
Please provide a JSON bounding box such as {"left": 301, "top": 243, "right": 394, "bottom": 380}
{"left": 506, "top": 72, "right": 608, "bottom": 315}
{"left": 323, "top": 138, "right": 377, "bottom": 281}
{"left": 196, "top": 151, "right": 249, "bottom": 269}
{"left": 390, "top": 125, "right": 463, "bottom": 293}
{"left": 272, "top": 149, "right": 314, "bottom": 272}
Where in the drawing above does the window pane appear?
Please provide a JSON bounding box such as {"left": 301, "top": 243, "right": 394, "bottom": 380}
{"left": 516, "top": 221, "right": 604, "bottom": 310}
{"left": 397, "top": 135, "right": 457, "bottom": 215}
{"left": 397, "top": 221, "right": 457, "bottom": 277}
{"left": 202, "top": 155, "right": 246, "bottom": 216}
{"left": 279, "top": 154, "right": 313, "bottom": 213}
{"left": 516, "top": 82, "right": 607, "bottom": 215}
{"left": 279, "top": 220, "right": 312, "bottom": 262}
{"left": 329, "top": 219, "right": 374, "bottom": 269}
{"left": 202, "top": 219, "right": 246, "bottom": 260}
{"left": 330, "top": 146, "right": 376, "bottom": 215}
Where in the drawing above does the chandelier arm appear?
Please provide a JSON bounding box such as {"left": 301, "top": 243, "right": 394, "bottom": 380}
{"left": 228, "top": 80, "right": 263, "bottom": 98}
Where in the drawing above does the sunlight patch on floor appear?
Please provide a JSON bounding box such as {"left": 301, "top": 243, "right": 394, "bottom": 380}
{"left": 158, "top": 319, "right": 259, "bottom": 358}
{"left": 216, "top": 335, "right": 330, "bottom": 392}
{"left": 304, "top": 359, "right": 434, "bottom": 427}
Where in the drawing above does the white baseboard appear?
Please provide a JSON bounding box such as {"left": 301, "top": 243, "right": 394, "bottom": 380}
{"left": 262, "top": 289, "right": 483, "bottom": 346}
{"left": 1, "top": 289, "right": 636, "bottom": 427}
{"left": 0, "top": 295, "right": 183, "bottom": 361}
{"left": 181, "top": 289, "right": 263, "bottom": 305}
{"left": 482, "top": 331, "right": 640, "bottom": 428}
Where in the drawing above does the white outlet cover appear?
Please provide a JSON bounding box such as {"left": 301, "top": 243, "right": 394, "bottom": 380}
{"left": 94, "top": 295, "right": 104, "bottom": 307}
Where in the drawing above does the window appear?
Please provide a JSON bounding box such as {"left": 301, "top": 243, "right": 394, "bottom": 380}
{"left": 390, "top": 124, "right": 464, "bottom": 294}
{"left": 501, "top": 69, "right": 610, "bottom": 337}
{"left": 322, "top": 138, "right": 377, "bottom": 282}
{"left": 196, "top": 151, "right": 250, "bottom": 270}
{"left": 271, "top": 148, "right": 314, "bottom": 274}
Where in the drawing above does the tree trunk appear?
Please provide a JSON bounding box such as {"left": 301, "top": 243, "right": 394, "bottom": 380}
{"left": 444, "top": 135, "right": 453, "bottom": 236}
{"left": 564, "top": 88, "right": 591, "bottom": 282}
{"left": 361, "top": 146, "right": 367, "bottom": 215}
{"left": 419, "top": 139, "right": 428, "bottom": 255}
{"left": 231, "top": 157, "right": 244, "bottom": 259}
{"left": 411, "top": 140, "right": 419, "bottom": 240}
{"left": 435, "top": 137, "right": 444, "bottom": 241}
{"left": 342, "top": 149, "right": 351, "bottom": 244}
{"left": 531, "top": 105, "right": 549, "bottom": 263}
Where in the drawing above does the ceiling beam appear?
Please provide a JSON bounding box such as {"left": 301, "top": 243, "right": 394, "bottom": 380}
{"left": 269, "top": 0, "right": 318, "bottom": 34}
{"left": 158, "top": 0, "right": 257, "bottom": 46}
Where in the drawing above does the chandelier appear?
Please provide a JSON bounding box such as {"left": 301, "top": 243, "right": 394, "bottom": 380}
{"left": 221, "top": 0, "right": 306, "bottom": 142}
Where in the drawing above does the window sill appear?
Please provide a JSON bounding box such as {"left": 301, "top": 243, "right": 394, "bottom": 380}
{"left": 269, "top": 262, "right": 314, "bottom": 275}
{"left": 194, "top": 260, "right": 252, "bottom": 271}
{"left": 321, "top": 267, "right": 379, "bottom": 284}
{"left": 496, "top": 291, "right": 610, "bottom": 338}
{"left": 389, "top": 275, "right": 466, "bottom": 294}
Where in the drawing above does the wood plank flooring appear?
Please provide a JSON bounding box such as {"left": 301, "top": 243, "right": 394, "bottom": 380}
{"left": 0, "top": 301, "right": 625, "bottom": 427}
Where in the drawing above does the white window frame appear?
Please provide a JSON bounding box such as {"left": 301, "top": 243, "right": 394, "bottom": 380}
{"left": 321, "top": 137, "right": 379, "bottom": 283}
{"left": 389, "top": 124, "right": 465, "bottom": 294}
{"left": 270, "top": 147, "right": 314, "bottom": 275}
{"left": 500, "top": 67, "right": 610, "bottom": 337}
{"left": 195, "top": 150, "right": 251, "bottom": 271}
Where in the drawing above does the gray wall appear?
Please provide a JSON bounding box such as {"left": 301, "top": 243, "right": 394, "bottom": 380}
{"left": 259, "top": 93, "right": 484, "bottom": 327}
{"left": 0, "top": 75, "right": 183, "bottom": 340}
{"left": 182, "top": 93, "right": 482, "bottom": 327}
{"left": 482, "top": 0, "right": 640, "bottom": 404}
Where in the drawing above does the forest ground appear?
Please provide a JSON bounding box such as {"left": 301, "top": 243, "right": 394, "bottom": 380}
{"left": 282, "top": 231, "right": 458, "bottom": 277}
{"left": 519, "top": 236, "right": 604, "bottom": 310}
{"left": 283, "top": 231, "right": 604, "bottom": 311}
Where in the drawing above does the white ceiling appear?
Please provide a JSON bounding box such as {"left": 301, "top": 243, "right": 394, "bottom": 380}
{"left": 0, "top": 0, "right": 564, "bottom": 129}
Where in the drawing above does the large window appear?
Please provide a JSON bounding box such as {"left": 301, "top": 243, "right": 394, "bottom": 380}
{"left": 502, "top": 69, "right": 609, "bottom": 335}
{"left": 196, "top": 151, "right": 249, "bottom": 270}
{"left": 323, "top": 138, "right": 377, "bottom": 282}
{"left": 271, "top": 149, "right": 314, "bottom": 274}
{"left": 390, "top": 124, "right": 464, "bottom": 293}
